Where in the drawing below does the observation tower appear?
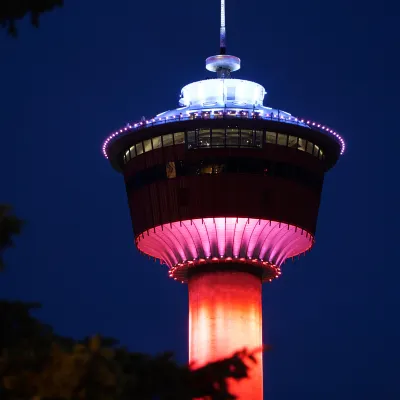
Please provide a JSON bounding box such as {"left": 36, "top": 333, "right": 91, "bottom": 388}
{"left": 102, "top": 1, "right": 345, "bottom": 399}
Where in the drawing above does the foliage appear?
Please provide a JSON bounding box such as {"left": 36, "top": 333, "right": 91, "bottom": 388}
{"left": 0, "top": 205, "right": 24, "bottom": 270}
{"left": 0, "top": 0, "right": 64, "bottom": 37}
{"left": 0, "top": 302, "right": 266, "bottom": 400}
{"left": 0, "top": 206, "right": 266, "bottom": 399}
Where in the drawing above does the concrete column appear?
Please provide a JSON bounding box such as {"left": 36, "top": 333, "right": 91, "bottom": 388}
{"left": 188, "top": 270, "right": 263, "bottom": 400}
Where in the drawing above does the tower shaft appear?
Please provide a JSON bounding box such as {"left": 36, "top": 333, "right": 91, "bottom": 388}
{"left": 189, "top": 269, "right": 263, "bottom": 400}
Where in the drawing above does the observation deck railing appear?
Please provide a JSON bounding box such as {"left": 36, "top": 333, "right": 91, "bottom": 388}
{"left": 103, "top": 109, "right": 345, "bottom": 158}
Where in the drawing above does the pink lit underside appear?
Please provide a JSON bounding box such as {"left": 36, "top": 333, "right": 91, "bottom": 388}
{"left": 189, "top": 271, "right": 263, "bottom": 400}
{"left": 136, "top": 217, "right": 314, "bottom": 268}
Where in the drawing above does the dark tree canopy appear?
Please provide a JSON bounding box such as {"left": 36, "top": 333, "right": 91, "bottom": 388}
{"left": 0, "top": 205, "right": 23, "bottom": 269}
{"left": 0, "top": 0, "right": 64, "bottom": 36}
{"left": 0, "top": 210, "right": 267, "bottom": 399}
{"left": 0, "top": 300, "right": 266, "bottom": 400}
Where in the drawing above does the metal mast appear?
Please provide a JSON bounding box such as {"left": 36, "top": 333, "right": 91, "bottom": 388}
{"left": 220, "top": 0, "right": 226, "bottom": 54}
{"left": 205, "top": 0, "right": 241, "bottom": 78}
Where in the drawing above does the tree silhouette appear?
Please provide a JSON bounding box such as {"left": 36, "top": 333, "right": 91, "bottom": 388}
{"left": 0, "top": 209, "right": 267, "bottom": 399}
{"left": 0, "top": 0, "right": 64, "bottom": 37}
{"left": 0, "top": 205, "right": 23, "bottom": 270}
{"left": 0, "top": 300, "right": 266, "bottom": 400}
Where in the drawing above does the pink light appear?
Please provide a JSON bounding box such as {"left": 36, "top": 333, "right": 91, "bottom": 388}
{"left": 136, "top": 217, "right": 313, "bottom": 271}
{"left": 189, "top": 271, "right": 263, "bottom": 400}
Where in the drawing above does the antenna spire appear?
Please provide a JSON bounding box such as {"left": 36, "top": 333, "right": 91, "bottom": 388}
{"left": 220, "top": 0, "right": 226, "bottom": 54}
{"left": 205, "top": 0, "right": 241, "bottom": 78}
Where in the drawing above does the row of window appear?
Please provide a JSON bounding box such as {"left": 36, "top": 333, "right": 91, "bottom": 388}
{"left": 125, "top": 157, "right": 323, "bottom": 192}
{"left": 123, "top": 129, "right": 325, "bottom": 164}
{"left": 187, "top": 129, "right": 263, "bottom": 149}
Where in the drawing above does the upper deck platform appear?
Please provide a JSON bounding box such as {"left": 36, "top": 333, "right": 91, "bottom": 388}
{"left": 102, "top": 78, "right": 345, "bottom": 165}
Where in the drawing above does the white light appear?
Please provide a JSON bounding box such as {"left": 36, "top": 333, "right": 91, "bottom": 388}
{"left": 221, "top": 0, "right": 225, "bottom": 27}
{"left": 179, "top": 79, "right": 265, "bottom": 108}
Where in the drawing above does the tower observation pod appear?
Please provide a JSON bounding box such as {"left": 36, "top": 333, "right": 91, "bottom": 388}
{"left": 102, "top": 1, "right": 345, "bottom": 399}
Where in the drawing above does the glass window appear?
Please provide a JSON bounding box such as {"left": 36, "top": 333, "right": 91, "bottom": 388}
{"left": 200, "top": 165, "right": 213, "bottom": 174}
{"left": 241, "top": 130, "right": 253, "bottom": 147}
{"left": 163, "top": 134, "right": 173, "bottom": 147}
{"left": 211, "top": 129, "right": 225, "bottom": 147}
{"left": 166, "top": 162, "right": 176, "bottom": 178}
{"left": 143, "top": 139, "right": 152, "bottom": 152}
{"left": 313, "top": 144, "right": 320, "bottom": 157}
{"left": 255, "top": 130, "right": 263, "bottom": 148}
{"left": 136, "top": 142, "right": 143, "bottom": 156}
{"left": 152, "top": 136, "right": 162, "bottom": 149}
{"left": 200, "top": 164, "right": 225, "bottom": 174}
{"left": 213, "top": 164, "right": 225, "bottom": 174}
{"left": 266, "top": 132, "right": 277, "bottom": 144}
{"left": 187, "top": 131, "right": 196, "bottom": 148}
{"left": 306, "top": 141, "right": 314, "bottom": 154}
{"left": 227, "top": 86, "right": 236, "bottom": 100}
{"left": 174, "top": 132, "right": 185, "bottom": 145}
{"left": 298, "top": 138, "right": 306, "bottom": 151}
{"left": 226, "top": 128, "right": 239, "bottom": 147}
{"left": 123, "top": 153, "right": 126, "bottom": 164}
{"left": 129, "top": 145, "right": 136, "bottom": 158}
{"left": 277, "top": 133, "right": 288, "bottom": 146}
{"left": 198, "top": 128, "right": 211, "bottom": 147}
{"left": 288, "top": 135, "right": 298, "bottom": 148}
{"left": 319, "top": 149, "right": 324, "bottom": 160}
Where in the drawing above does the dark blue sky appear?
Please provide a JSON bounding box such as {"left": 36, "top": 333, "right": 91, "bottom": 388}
{"left": 0, "top": 1, "right": 398, "bottom": 399}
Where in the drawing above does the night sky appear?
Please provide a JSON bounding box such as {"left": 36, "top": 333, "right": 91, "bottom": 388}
{"left": 1, "top": 1, "right": 398, "bottom": 399}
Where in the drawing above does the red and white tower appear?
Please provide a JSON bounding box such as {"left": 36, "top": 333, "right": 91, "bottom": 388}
{"left": 102, "top": 2, "right": 345, "bottom": 398}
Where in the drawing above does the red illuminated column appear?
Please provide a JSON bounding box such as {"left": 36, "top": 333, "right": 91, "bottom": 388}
{"left": 188, "top": 270, "right": 263, "bottom": 400}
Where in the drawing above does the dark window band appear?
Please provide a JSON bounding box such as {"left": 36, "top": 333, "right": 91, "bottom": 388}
{"left": 126, "top": 157, "right": 323, "bottom": 192}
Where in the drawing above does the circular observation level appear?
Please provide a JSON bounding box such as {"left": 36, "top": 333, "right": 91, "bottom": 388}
{"left": 105, "top": 110, "right": 343, "bottom": 172}
{"left": 103, "top": 78, "right": 345, "bottom": 164}
{"left": 107, "top": 116, "right": 331, "bottom": 283}
{"left": 103, "top": 78, "right": 345, "bottom": 283}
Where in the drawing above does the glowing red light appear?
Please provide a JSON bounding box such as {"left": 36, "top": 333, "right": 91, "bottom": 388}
{"left": 189, "top": 271, "right": 263, "bottom": 399}
{"left": 134, "top": 217, "right": 314, "bottom": 400}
